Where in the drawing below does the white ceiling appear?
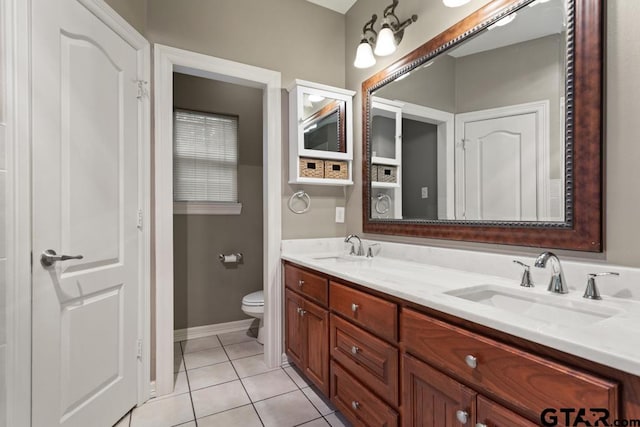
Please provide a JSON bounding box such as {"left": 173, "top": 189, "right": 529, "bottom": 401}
{"left": 305, "top": 0, "right": 358, "bottom": 14}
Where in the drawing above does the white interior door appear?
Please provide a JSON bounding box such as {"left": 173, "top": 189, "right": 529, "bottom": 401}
{"left": 458, "top": 113, "right": 538, "bottom": 221}
{"left": 31, "top": 1, "right": 145, "bottom": 426}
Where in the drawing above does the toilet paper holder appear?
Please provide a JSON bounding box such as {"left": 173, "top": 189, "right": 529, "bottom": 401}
{"left": 219, "top": 253, "right": 243, "bottom": 263}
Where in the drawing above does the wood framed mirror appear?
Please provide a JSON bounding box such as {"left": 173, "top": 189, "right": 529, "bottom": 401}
{"left": 362, "top": 0, "right": 603, "bottom": 252}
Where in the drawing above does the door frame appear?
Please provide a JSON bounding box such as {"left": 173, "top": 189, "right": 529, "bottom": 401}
{"left": 454, "top": 100, "right": 550, "bottom": 220}
{"left": 153, "top": 44, "right": 283, "bottom": 397}
{"left": 2, "top": 0, "right": 151, "bottom": 425}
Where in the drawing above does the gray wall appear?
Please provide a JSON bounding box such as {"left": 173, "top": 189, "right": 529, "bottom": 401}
{"left": 173, "top": 73, "right": 263, "bottom": 329}
{"left": 104, "top": 0, "right": 147, "bottom": 34}
{"left": 402, "top": 120, "right": 438, "bottom": 220}
{"left": 346, "top": 0, "right": 640, "bottom": 268}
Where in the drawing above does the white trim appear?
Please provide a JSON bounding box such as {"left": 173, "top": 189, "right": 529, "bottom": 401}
{"left": 455, "top": 100, "right": 550, "bottom": 220}
{"left": 3, "top": 0, "right": 32, "bottom": 425}
{"left": 173, "top": 202, "right": 243, "bottom": 215}
{"left": 154, "top": 44, "right": 282, "bottom": 397}
{"left": 173, "top": 319, "right": 256, "bottom": 342}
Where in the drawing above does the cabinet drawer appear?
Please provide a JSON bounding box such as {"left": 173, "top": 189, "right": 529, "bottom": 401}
{"left": 401, "top": 308, "right": 619, "bottom": 422}
{"left": 330, "top": 314, "right": 399, "bottom": 406}
{"left": 331, "top": 360, "right": 398, "bottom": 427}
{"left": 477, "top": 395, "right": 538, "bottom": 427}
{"left": 284, "top": 263, "right": 328, "bottom": 306}
{"left": 330, "top": 281, "right": 397, "bottom": 342}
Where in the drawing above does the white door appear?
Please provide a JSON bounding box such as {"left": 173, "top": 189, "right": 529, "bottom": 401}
{"left": 31, "top": 1, "right": 146, "bottom": 426}
{"left": 457, "top": 113, "right": 539, "bottom": 221}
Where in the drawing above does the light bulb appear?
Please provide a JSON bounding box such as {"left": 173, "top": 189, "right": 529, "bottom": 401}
{"left": 374, "top": 24, "right": 396, "bottom": 56}
{"left": 443, "top": 0, "right": 471, "bottom": 7}
{"left": 354, "top": 39, "right": 376, "bottom": 69}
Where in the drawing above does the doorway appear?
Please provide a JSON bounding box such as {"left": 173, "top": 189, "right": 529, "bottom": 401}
{"left": 154, "top": 44, "right": 282, "bottom": 397}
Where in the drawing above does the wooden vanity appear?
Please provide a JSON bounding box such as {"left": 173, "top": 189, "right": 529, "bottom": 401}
{"left": 283, "top": 261, "right": 640, "bottom": 427}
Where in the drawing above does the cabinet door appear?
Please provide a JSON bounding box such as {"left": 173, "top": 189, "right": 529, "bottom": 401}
{"left": 285, "top": 289, "right": 304, "bottom": 367}
{"left": 476, "top": 396, "right": 537, "bottom": 427}
{"left": 304, "top": 298, "right": 330, "bottom": 395}
{"left": 402, "top": 354, "right": 476, "bottom": 427}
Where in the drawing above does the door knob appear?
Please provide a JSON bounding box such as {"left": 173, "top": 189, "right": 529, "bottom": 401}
{"left": 40, "top": 249, "right": 83, "bottom": 267}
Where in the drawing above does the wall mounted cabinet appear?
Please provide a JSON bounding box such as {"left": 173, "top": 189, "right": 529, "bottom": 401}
{"left": 288, "top": 80, "right": 355, "bottom": 186}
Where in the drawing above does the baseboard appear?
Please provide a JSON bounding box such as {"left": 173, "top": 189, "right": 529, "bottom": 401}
{"left": 281, "top": 353, "right": 291, "bottom": 366}
{"left": 174, "top": 318, "right": 256, "bottom": 342}
{"left": 149, "top": 381, "right": 157, "bottom": 399}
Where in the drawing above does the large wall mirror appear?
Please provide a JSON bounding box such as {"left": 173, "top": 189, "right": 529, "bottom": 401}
{"left": 362, "top": 0, "right": 603, "bottom": 251}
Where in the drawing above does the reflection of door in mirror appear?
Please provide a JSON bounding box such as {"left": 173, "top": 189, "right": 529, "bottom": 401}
{"left": 455, "top": 101, "right": 562, "bottom": 222}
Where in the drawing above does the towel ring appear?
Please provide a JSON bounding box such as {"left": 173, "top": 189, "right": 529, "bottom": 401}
{"left": 375, "top": 193, "right": 391, "bottom": 215}
{"left": 288, "top": 190, "right": 311, "bottom": 214}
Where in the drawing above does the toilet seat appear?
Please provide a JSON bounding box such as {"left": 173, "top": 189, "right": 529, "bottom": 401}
{"left": 242, "top": 290, "right": 264, "bottom": 307}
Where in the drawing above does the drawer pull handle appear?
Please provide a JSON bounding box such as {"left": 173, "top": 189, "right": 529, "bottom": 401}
{"left": 298, "top": 279, "right": 304, "bottom": 287}
{"left": 465, "top": 354, "right": 477, "bottom": 369}
{"left": 456, "top": 410, "right": 469, "bottom": 424}
{"left": 351, "top": 303, "right": 359, "bottom": 312}
{"left": 351, "top": 346, "right": 360, "bottom": 355}
{"left": 351, "top": 401, "right": 360, "bottom": 410}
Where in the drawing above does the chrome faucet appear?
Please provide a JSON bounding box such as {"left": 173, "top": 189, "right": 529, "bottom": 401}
{"left": 344, "top": 234, "right": 364, "bottom": 256}
{"left": 534, "top": 251, "right": 568, "bottom": 294}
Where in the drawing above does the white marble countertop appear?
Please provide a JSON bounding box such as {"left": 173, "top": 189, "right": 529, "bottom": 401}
{"left": 281, "top": 238, "right": 640, "bottom": 377}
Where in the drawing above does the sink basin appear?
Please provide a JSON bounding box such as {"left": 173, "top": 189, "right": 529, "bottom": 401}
{"left": 311, "top": 255, "right": 368, "bottom": 263}
{"left": 445, "top": 285, "right": 622, "bottom": 325}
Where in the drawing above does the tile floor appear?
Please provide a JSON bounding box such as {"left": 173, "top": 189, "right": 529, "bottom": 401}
{"left": 113, "top": 328, "right": 352, "bottom": 427}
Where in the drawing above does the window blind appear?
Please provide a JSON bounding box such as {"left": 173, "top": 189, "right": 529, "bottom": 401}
{"left": 173, "top": 109, "right": 238, "bottom": 203}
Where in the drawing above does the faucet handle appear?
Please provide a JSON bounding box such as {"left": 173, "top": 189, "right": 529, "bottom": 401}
{"left": 366, "top": 243, "right": 381, "bottom": 258}
{"left": 513, "top": 260, "right": 534, "bottom": 288}
{"left": 584, "top": 272, "right": 620, "bottom": 300}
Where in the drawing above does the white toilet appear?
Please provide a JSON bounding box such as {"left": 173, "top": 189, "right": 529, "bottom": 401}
{"left": 241, "top": 290, "right": 265, "bottom": 344}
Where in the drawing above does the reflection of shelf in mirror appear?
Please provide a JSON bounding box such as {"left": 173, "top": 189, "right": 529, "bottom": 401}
{"left": 372, "top": 157, "right": 400, "bottom": 166}
{"left": 290, "top": 177, "right": 354, "bottom": 186}
{"left": 372, "top": 182, "right": 400, "bottom": 188}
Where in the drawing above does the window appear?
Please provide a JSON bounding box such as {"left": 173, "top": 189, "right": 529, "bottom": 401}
{"left": 173, "top": 108, "right": 242, "bottom": 214}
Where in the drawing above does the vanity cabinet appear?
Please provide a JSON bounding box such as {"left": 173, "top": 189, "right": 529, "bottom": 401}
{"left": 401, "top": 308, "right": 619, "bottom": 424}
{"left": 282, "top": 261, "right": 633, "bottom": 426}
{"left": 284, "top": 265, "right": 330, "bottom": 394}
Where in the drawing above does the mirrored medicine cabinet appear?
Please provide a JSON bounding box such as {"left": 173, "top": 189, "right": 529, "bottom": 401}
{"left": 289, "top": 80, "right": 356, "bottom": 186}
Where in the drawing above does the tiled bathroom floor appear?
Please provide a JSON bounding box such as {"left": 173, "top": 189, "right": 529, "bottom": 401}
{"left": 113, "top": 329, "right": 352, "bottom": 427}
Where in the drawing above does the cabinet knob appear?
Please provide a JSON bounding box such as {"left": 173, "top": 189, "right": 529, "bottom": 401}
{"left": 456, "top": 410, "right": 469, "bottom": 424}
{"left": 476, "top": 424, "right": 488, "bottom": 427}
{"left": 465, "top": 354, "right": 477, "bottom": 369}
{"left": 298, "top": 279, "right": 304, "bottom": 287}
{"left": 351, "top": 346, "right": 360, "bottom": 355}
{"left": 351, "top": 401, "right": 360, "bottom": 410}
{"left": 300, "top": 309, "right": 306, "bottom": 317}
{"left": 296, "top": 307, "right": 301, "bottom": 314}
{"left": 351, "top": 303, "right": 359, "bottom": 313}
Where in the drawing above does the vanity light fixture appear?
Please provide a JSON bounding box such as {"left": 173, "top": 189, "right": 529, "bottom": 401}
{"left": 443, "top": 0, "right": 471, "bottom": 7}
{"left": 353, "top": 0, "right": 418, "bottom": 69}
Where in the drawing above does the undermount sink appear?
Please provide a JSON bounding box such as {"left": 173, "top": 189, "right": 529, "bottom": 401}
{"left": 311, "top": 255, "right": 368, "bottom": 263}
{"left": 445, "top": 285, "right": 622, "bottom": 325}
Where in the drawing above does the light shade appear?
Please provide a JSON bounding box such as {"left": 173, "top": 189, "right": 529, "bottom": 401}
{"left": 443, "top": 0, "right": 471, "bottom": 7}
{"left": 354, "top": 40, "right": 376, "bottom": 69}
{"left": 374, "top": 24, "right": 396, "bottom": 56}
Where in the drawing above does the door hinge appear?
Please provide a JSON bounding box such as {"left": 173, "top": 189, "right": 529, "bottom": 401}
{"left": 137, "top": 339, "right": 143, "bottom": 359}
{"left": 136, "top": 80, "right": 148, "bottom": 100}
{"left": 137, "top": 209, "right": 143, "bottom": 230}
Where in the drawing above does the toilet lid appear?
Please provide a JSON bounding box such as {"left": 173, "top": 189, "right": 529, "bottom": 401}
{"left": 242, "top": 290, "right": 264, "bottom": 306}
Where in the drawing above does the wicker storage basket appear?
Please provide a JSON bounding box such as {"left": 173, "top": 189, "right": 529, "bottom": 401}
{"left": 377, "top": 165, "right": 397, "bottom": 183}
{"left": 370, "top": 164, "right": 379, "bottom": 182}
{"left": 299, "top": 158, "right": 324, "bottom": 178}
{"left": 324, "top": 160, "right": 348, "bottom": 180}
